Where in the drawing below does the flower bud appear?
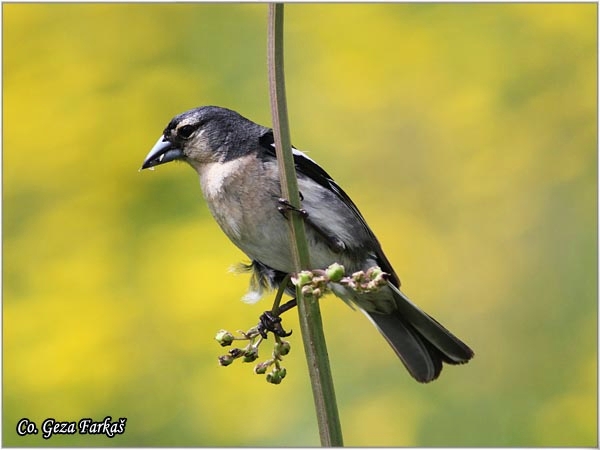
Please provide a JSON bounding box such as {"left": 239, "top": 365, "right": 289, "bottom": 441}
{"left": 294, "top": 271, "right": 314, "bottom": 287}
{"left": 215, "top": 329, "right": 235, "bottom": 347}
{"left": 326, "top": 263, "right": 345, "bottom": 282}
{"left": 367, "top": 266, "right": 383, "bottom": 279}
{"left": 218, "top": 354, "right": 234, "bottom": 366}
{"left": 243, "top": 346, "right": 259, "bottom": 363}
{"left": 313, "top": 275, "right": 327, "bottom": 286}
{"left": 228, "top": 348, "right": 244, "bottom": 359}
{"left": 266, "top": 371, "right": 282, "bottom": 384}
{"left": 301, "top": 285, "right": 314, "bottom": 296}
{"left": 344, "top": 280, "right": 357, "bottom": 290}
{"left": 374, "top": 272, "right": 387, "bottom": 287}
{"left": 254, "top": 361, "right": 270, "bottom": 374}
{"left": 275, "top": 340, "right": 291, "bottom": 357}
{"left": 277, "top": 367, "right": 287, "bottom": 380}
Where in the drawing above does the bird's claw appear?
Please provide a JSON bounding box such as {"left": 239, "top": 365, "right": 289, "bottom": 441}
{"left": 277, "top": 198, "right": 308, "bottom": 218}
{"left": 258, "top": 311, "right": 293, "bottom": 338}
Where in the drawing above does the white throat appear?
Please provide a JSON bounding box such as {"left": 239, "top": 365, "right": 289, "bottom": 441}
{"left": 197, "top": 155, "right": 253, "bottom": 199}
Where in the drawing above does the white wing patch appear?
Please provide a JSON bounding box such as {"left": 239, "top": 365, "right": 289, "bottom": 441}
{"left": 292, "top": 147, "right": 317, "bottom": 163}
{"left": 270, "top": 142, "right": 317, "bottom": 164}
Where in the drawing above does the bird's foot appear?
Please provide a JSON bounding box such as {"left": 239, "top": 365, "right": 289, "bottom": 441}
{"left": 257, "top": 298, "right": 297, "bottom": 338}
{"left": 277, "top": 198, "right": 308, "bottom": 219}
{"left": 258, "top": 311, "right": 292, "bottom": 338}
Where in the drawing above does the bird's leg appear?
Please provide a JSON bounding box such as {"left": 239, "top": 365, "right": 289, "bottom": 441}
{"left": 256, "top": 273, "right": 297, "bottom": 338}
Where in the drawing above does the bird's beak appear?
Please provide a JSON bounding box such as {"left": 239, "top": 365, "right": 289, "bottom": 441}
{"left": 140, "top": 136, "right": 184, "bottom": 170}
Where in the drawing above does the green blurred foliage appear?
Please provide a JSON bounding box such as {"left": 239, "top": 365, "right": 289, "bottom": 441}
{"left": 3, "top": 3, "right": 596, "bottom": 447}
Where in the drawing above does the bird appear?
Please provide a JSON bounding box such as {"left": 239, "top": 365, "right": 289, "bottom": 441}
{"left": 141, "top": 105, "right": 474, "bottom": 382}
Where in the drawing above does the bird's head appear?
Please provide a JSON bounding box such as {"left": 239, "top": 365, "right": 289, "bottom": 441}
{"left": 141, "top": 106, "right": 266, "bottom": 171}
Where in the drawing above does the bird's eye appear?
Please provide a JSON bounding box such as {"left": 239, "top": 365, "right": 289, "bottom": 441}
{"left": 178, "top": 124, "right": 196, "bottom": 139}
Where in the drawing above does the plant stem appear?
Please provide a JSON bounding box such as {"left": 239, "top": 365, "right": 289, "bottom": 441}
{"left": 267, "top": 3, "right": 344, "bottom": 447}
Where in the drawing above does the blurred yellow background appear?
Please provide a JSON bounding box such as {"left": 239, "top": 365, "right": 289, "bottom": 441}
{"left": 3, "top": 3, "right": 597, "bottom": 447}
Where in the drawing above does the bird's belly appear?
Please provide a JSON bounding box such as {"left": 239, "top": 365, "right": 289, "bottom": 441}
{"left": 206, "top": 193, "right": 293, "bottom": 272}
{"left": 234, "top": 220, "right": 296, "bottom": 272}
{"left": 223, "top": 207, "right": 354, "bottom": 274}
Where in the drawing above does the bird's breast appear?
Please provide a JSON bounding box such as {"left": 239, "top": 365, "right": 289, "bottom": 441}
{"left": 196, "top": 156, "right": 295, "bottom": 270}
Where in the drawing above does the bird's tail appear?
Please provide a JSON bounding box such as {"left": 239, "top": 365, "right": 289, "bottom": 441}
{"left": 365, "top": 283, "right": 474, "bottom": 383}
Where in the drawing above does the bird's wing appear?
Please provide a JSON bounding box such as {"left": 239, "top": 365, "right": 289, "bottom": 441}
{"left": 258, "top": 130, "right": 401, "bottom": 287}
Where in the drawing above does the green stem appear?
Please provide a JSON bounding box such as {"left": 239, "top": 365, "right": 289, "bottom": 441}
{"left": 267, "top": 4, "right": 344, "bottom": 447}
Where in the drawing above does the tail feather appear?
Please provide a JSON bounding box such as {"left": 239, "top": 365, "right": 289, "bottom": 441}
{"left": 365, "top": 311, "right": 443, "bottom": 382}
{"left": 388, "top": 283, "right": 474, "bottom": 363}
{"left": 366, "top": 285, "right": 474, "bottom": 383}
